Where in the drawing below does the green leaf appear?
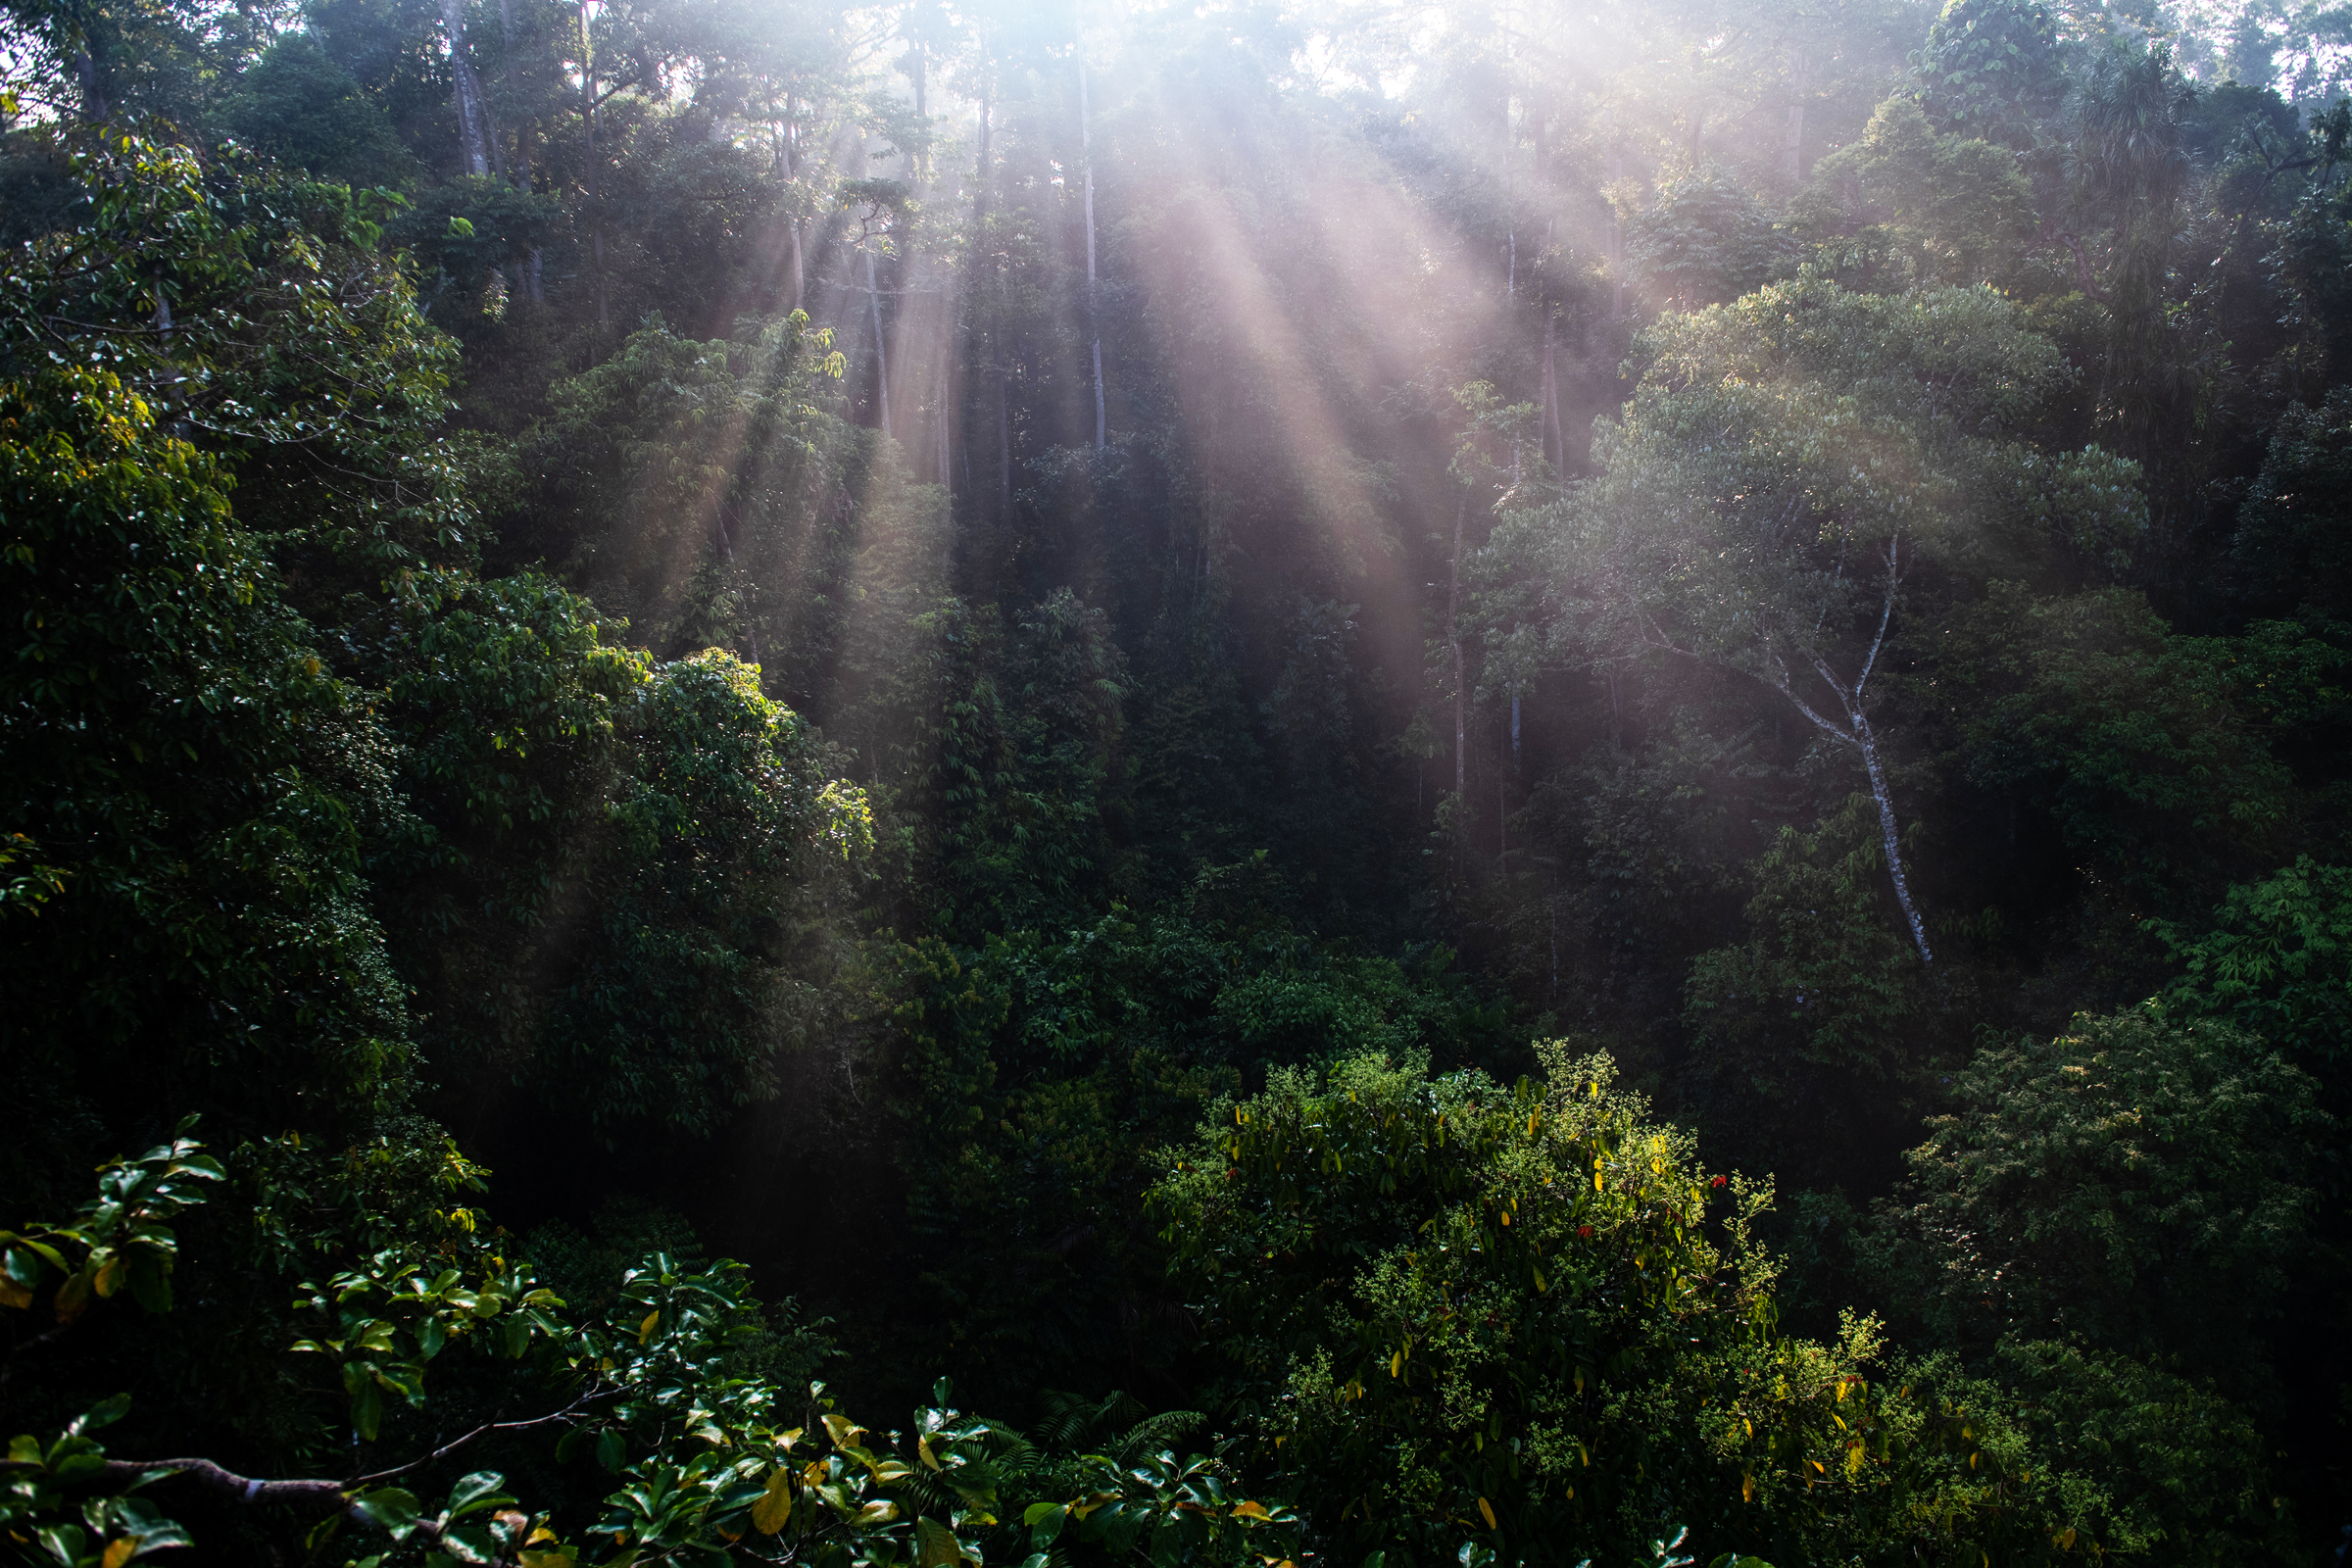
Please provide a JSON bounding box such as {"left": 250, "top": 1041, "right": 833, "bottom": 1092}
{"left": 35, "top": 1521, "right": 89, "bottom": 1567}
{"left": 1022, "top": 1502, "right": 1067, "bottom": 1548}
{"left": 351, "top": 1488, "right": 422, "bottom": 1541}
{"left": 74, "top": 1394, "right": 132, "bottom": 1434}
{"left": 437, "top": 1522, "right": 503, "bottom": 1565}
{"left": 351, "top": 1378, "right": 385, "bottom": 1443}
{"left": 444, "top": 1471, "right": 510, "bottom": 1517}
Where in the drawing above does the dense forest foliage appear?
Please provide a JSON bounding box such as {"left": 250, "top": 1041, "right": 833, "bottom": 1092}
{"left": 4, "top": 0, "right": 2351, "bottom": 1560}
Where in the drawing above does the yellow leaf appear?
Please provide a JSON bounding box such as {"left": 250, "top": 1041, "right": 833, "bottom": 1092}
{"left": 53, "top": 1265, "right": 93, "bottom": 1325}
{"left": 101, "top": 1538, "right": 137, "bottom": 1568}
{"left": 1231, "top": 1501, "right": 1273, "bottom": 1523}
{"left": 1740, "top": 1474, "right": 1755, "bottom": 1503}
{"left": 636, "top": 1310, "right": 660, "bottom": 1345}
{"left": 917, "top": 1435, "right": 940, "bottom": 1471}
{"left": 751, "top": 1467, "right": 794, "bottom": 1535}
{"left": 1477, "top": 1497, "right": 1496, "bottom": 1531}
{"left": 518, "top": 1553, "right": 576, "bottom": 1568}
{"left": 1390, "top": 1351, "right": 1401, "bottom": 1378}
{"left": 0, "top": 1277, "right": 29, "bottom": 1310}
{"left": 856, "top": 1500, "right": 899, "bottom": 1526}
{"left": 528, "top": 1528, "right": 558, "bottom": 1545}
{"left": 822, "top": 1413, "right": 861, "bottom": 1449}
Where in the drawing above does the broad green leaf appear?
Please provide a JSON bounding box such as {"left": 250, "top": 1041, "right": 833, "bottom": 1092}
{"left": 350, "top": 1489, "right": 423, "bottom": 1541}
{"left": 445, "top": 1472, "right": 510, "bottom": 1516}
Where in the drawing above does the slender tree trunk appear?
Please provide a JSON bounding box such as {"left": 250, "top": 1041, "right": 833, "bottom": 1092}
{"left": 486, "top": 0, "right": 510, "bottom": 177}
{"left": 1542, "top": 312, "right": 1565, "bottom": 472}
{"left": 1748, "top": 543, "right": 1936, "bottom": 965}
{"left": 445, "top": 0, "right": 492, "bottom": 176}
{"left": 1782, "top": 49, "right": 1810, "bottom": 183}
{"left": 1854, "top": 709, "right": 1932, "bottom": 963}
{"left": 498, "top": 0, "right": 539, "bottom": 300}
{"left": 1079, "top": 14, "right": 1105, "bottom": 450}
{"left": 1605, "top": 139, "right": 1625, "bottom": 318}
{"left": 779, "top": 96, "right": 805, "bottom": 311}
{"left": 74, "top": 46, "right": 106, "bottom": 123}
{"left": 580, "top": 0, "right": 606, "bottom": 330}
{"left": 998, "top": 362, "right": 1012, "bottom": 517}
{"left": 866, "top": 246, "right": 892, "bottom": 437}
{"left": 1450, "top": 498, "right": 1466, "bottom": 803}
{"left": 968, "top": 75, "right": 1009, "bottom": 519}
{"left": 979, "top": 84, "right": 1010, "bottom": 519}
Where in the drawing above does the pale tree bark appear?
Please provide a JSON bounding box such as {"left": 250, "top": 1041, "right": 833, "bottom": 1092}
{"left": 498, "top": 0, "right": 542, "bottom": 300}
{"left": 1450, "top": 498, "right": 1466, "bottom": 803}
{"left": 1540, "top": 311, "right": 1563, "bottom": 473}
{"left": 1782, "top": 48, "right": 1810, "bottom": 184}
{"left": 445, "top": 0, "right": 494, "bottom": 176}
{"left": 1605, "top": 137, "right": 1625, "bottom": 318}
{"left": 975, "top": 80, "right": 1010, "bottom": 518}
{"left": 778, "top": 95, "right": 805, "bottom": 311}
{"left": 580, "top": 0, "right": 606, "bottom": 329}
{"left": 866, "top": 242, "right": 892, "bottom": 437}
{"left": 1078, "top": 9, "right": 1105, "bottom": 450}
{"left": 1641, "top": 536, "right": 1935, "bottom": 964}
{"left": 74, "top": 46, "right": 106, "bottom": 123}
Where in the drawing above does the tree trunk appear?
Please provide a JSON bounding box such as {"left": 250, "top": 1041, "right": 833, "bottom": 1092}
{"left": 998, "top": 362, "right": 1012, "bottom": 518}
{"left": 1079, "top": 13, "right": 1105, "bottom": 450}
{"left": 1782, "top": 49, "right": 1810, "bottom": 183}
{"left": 580, "top": 0, "right": 606, "bottom": 330}
{"left": 1854, "top": 708, "right": 1933, "bottom": 963}
{"left": 977, "top": 79, "right": 1009, "bottom": 518}
{"left": 498, "top": 0, "right": 531, "bottom": 201}
{"left": 780, "top": 96, "right": 805, "bottom": 311}
{"left": 1767, "top": 545, "right": 1935, "bottom": 965}
{"left": 866, "top": 246, "right": 892, "bottom": 437}
{"left": 1450, "top": 498, "right": 1466, "bottom": 803}
{"left": 74, "top": 46, "right": 106, "bottom": 123}
{"left": 1539, "top": 313, "right": 1558, "bottom": 473}
{"left": 445, "top": 0, "right": 493, "bottom": 176}
{"left": 1605, "top": 139, "right": 1625, "bottom": 318}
